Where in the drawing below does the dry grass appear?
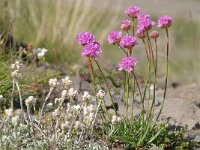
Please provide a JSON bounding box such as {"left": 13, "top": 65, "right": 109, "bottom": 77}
{"left": 0, "top": 0, "right": 200, "bottom": 84}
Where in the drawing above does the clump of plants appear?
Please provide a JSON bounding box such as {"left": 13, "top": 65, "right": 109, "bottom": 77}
{"left": 0, "top": 5, "right": 196, "bottom": 150}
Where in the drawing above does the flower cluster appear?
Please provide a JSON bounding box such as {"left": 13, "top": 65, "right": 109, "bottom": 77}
{"left": 11, "top": 61, "right": 22, "bottom": 79}
{"left": 35, "top": 48, "right": 48, "bottom": 59}
{"left": 61, "top": 76, "right": 72, "bottom": 89}
{"left": 76, "top": 32, "right": 95, "bottom": 46}
{"left": 111, "top": 115, "right": 121, "bottom": 124}
{"left": 81, "top": 42, "right": 101, "bottom": 60}
{"left": 76, "top": 32, "right": 101, "bottom": 60}
{"left": 96, "top": 89, "right": 106, "bottom": 99}
{"left": 120, "top": 35, "right": 138, "bottom": 50}
{"left": 107, "top": 31, "right": 122, "bottom": 45}
{"left": 157, "top": 15, "right": 173, "bottom": 29}
{"left": 25, "top": 96, "right": 36, "bottom": 108}
{"left": 49, "top": 78, "right": 59, "bottom": 88}
{"left": 121, "top": 20, "right": 131, "bottom": 31}
{"left": 118, "top": 56, "right": 138, "bottom": 72}
{"left": 124, "top": 6, "right": 140, "bottom": 19}
{"left": 136, "top": 13, "right": 155, "bottom": 37}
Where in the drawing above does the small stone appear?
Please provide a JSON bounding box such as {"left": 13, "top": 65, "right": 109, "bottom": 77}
{"left": 194, "top": 135, "right": 200, "bottom": 143}
{"left": 150, "top": 146, "right": 163, "bottom": 150}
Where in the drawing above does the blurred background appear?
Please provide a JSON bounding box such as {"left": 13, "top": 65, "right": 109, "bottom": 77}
{"left": 0, "top": 0, "right": 199, "bottom": 84}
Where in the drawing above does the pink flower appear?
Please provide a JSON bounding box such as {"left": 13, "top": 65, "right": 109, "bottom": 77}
{"left": 136, "top": 28, "right": 146, "bottom": 39}
{"left": 76, "top": 32, "right": 95, "bottom": 46}
{"left": 150, "top": 31, "right": 159, "bottom": 39}
{"left": 120, "top": 35, "right": 139, "bottom": 50}
{"left": 82, "top": 42, "right": 101, "bottom": 60}
{"left": 107, "top": 31, "right": 122, "bottom": 45}
{"left": 118, "top": 56, "right": 138, "bottom": 72}
{"left": 125, "top": 6, "right": 140, "bottom": 19}
{"left": 157, "top": 15, "right": 173, "bottom": 29}
{"left": 121, "top": 20, "right": 131, "bottom": 31}
{"left": 137, "top": 13, "right": 155, "bottom": 32}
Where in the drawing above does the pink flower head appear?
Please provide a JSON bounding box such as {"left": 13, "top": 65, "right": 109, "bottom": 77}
{"left": 118, "top": 56, "right": 138, "bottom": 72}
{"left": 150, "top": 30, "right": 159, "bottom": 39}
{"left": 121, "top": 20, "right": 131, "bottom": 31}
{"left": 82, "top": 42, "right": 101, "bottom": 60}
{"left": 157, "top": 15, "right": 173, "bottom": 29}
{"left": 125, "top": 6, "right": 140, "bottom": 19}
{"left": 107, "top": 31, "right": 122, "bottom": 45}
{"left": 137, "top": 13, "right": 155, "bottom": 32}
{"left": 120, "top": 35, "right": 139, "bottom": 50}
{"left": 136, "top": 28, "right": 146, "bottom": 39}
{"left": 76, "top": 32, "right": 95, "bottom": 46}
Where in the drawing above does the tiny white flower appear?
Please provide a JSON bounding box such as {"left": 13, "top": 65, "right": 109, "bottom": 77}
{"left": 111, "top": 115, "right": 121, "bottom": 124}
{"left": 25, "top": 96, "right": 36, "bottom": 108}
{"left": 11, "top": 61, "right": 22, "bottom": 70}
{"left": 61, "top": 90, "right": 67, "bottom": 98}
{"left": 83, "top": 104, "right": 96, "bottom": 116}
{"left": 11, "top": 115, "right": 19, "bottom": 125}
{"left": 72, "top": 105, "right": 81, "bottom": 111}
{"left": 5, "top": 109, "right": 13, "bottom": 117}
{"left": 49, "top": 78, "right": 58, "bottom": 87}
{"left": 52, "top": 108, "right": 60, "bottom": 117}
{"left": 82, "top": 91, "right": 91, "bottom": 101}
{"left": 74, "top": 121, "right": 83, "bottom": 130}
{"left": 67, "top": 88, "right": 78, "bottom": 99}
{"left": 96, "top": 89, "right": 105, "bottom": 99}
{"left": 62, "top": 76, "right": 72, "bottom": 89}
{"left": 11, "top": 70, "right": 22, "bottom": 79}
{"left": 46, "top": 103, "right": 53, "bottom": 108}
{"left": 36, "top": 48, "right": 48, "bottom": 59}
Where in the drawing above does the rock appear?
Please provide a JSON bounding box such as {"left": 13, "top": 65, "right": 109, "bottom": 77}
{"left": 194, "top": 135, "right": 200, "bottom": 143}
{"left": 150, "top": 146, "right": 163, "bottom": 150}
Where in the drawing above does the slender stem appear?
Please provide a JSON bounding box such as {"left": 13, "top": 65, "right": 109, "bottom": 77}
{"left": 130, "top": 72, "right": 142, "bottom": 101}
{"left": 15, "top": 81, "right": 23, "bottom": 110}
{"left": 131, "top": 77, "right": 136, "bottom": 119}
{"left": 125, "top": 71, "right": 129, "bottom": 118}
{"left": 88, "top": 57, "right": 107, "bottom": 120}
{"left": 11, "top": 79, "right": 15, "bottom": 110}
{"left": 91, "top": 99, "right": 102, "bottom": 133}
{"left": 146, "top": 32, "right": 155, "bottom": 68}
{"left": 94, "top": 60, "right": 117, "bottom": 115}
{"left": 15, "top": 81, "right": 26, "bottom": 120}
{"left": 142, "top": 39, "right": 150, "bottom": 62}
{"left": 87, "top": 57, "right": 97, "bottom": 94}
{"left": 151, "top": 39, "right": 158, "bottom": 118}
{"left": 147, "top": 32, "right": 158, "bottom": 120}
{"left": 27, "top": 108, "right": 37, "bottom": 147}
{"left": 156, "top": 28, "right": 169, "bottom": 121}
{"left": 39, "top": 87, "right": 54, "bottom": 122}
{"left": 132, "top": 18, "right": 135, "bottom": 37}
{"left": 117, "top": 43, "right": 128, "bottom": 56}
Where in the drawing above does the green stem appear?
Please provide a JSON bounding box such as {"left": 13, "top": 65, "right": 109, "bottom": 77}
{"left": 11, "top": 79, "right": 15, "bottom": 110}
{"left": 130, "top": 72, "right": 142, "bottom": 105}
{"left": 94, "top": 60, "right": 117, "bottom": 115}
{"left": 132, "top": 18, "right": 135, "bottom": 37}
{"left": 87, "top": 57, "right": 97, "bottom": 94}
{"left": 131, "top": 78, "right": 136, "bottom": 119}
{"left": 117, "top": 43, "right": 128, "bottom": 56}
{"left": 142, "top": 39, "right": 150, "bottom": 63}
{"left": 156, "top": 28, "right": 169, "bottom": 121}
{"left": 147, "top": 32, "right": 157, "bottom": 120}
{"left": 88, "top": 57, "right": 107, "bottom": 120}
